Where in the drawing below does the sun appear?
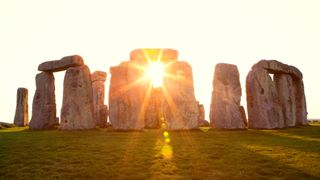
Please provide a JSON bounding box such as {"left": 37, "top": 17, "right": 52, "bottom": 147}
{"left": 146, "top": 61, "right": 164, "bottom": 87}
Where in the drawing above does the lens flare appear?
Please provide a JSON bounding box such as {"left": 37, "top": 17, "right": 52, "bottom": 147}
{"left": 161, "top": 144, "right": 173, "bottom": 159}
{"left": 163, "top": 131, "right": 169, "bottom": 138}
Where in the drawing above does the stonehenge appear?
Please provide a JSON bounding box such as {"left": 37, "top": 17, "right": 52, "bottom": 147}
{"left": 29, "top": 72, "right": 56, "bottom": 129}
{"left": 109, "top": 49, "right": 199, "bottom": 130}
{"left": 197, "top": 102, "right": 209, "bottom": 127}
{"left": 20, "top": 50, "right": 308, "bottom": 131}
{"left": 91, "top": 71, "right": 108, "bottom": 128}
{"left": 30, "top": 55, "right": 96, "bottom": 130}
{"left": 246, "top": 60, "right": 307, "bottom": 129}
{"left": 210, "top": 63, "right": 247, "bottom": 129}
{"left": 13, "top": 88, "right": 29, "bottom": 126}
{"left": 60, "top": 65, "right": 95, "bottom": 130}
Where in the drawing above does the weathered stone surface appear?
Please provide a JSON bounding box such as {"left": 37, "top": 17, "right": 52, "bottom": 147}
{"left": 210, "top": 63, "right": 246, "bottom": 129}
{"left": 92, "top": 71, "right": 107, "bottom": 82}
{"left": 109, "top": 62, "right": 147, "bottom": 130}
{"left": 92, "top": 71, "right": 107, "bottom": 127}
{"left": 13, "top": 88, "right": 28, "bottom": 127}
{"left": 60, "top": 65, "right": 95, "bottom": 130}
{"left": 274, "top": 74, "right": 296, "bottom": 127}
{"left": 29, "top": 72, "right": 56, "bottom": 129}
{"left": 38, "top": 55, "right": 84, "bottom": 72}
{"left": 163, "top": 61, "right": 199, "bottom": 130}
{"left": 145, "top": 88, "right": 163, "bottom": 129}
{"left": 294, "top": 79, "right": 308, "bottom": 125}
{"left": 198, "top": 103, "right": 205, "bottom": 122}
{"left": 130, "top": 49, "right": 178, "bottom": 63}
{"left": 109, "top": 50, "right": 199, "bottom": 130}
{"left": 246, "top": 60, "right": 307, "bottom": 129}
{"left": 252, "top": 60, "right": 302, "bottom": 80}
{"left": 246, "top": 68, "right": 285, "bottom": 129}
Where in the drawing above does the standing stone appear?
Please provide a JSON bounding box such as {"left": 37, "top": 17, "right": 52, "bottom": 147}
{"left": 274, "top": 74, "right": 296, "bottom": 127}
{"left": 197, "top": 102, "right": 209, "bottom": 127}
{"left": 91, "top": 71, "right": 107, "bottom": 127}
{"left": 109, "top": 62, "right": 147, "bottom": 130}
{"left": 210, "top": 63, "right": 246, "bottom": 129}
{"left": 145, "top": 88, "right": 163, "bottom": 128}
{"left": 294, "top": 79, "right": 308, "bottom": 125}
{"left": 60, "top": 65, "right": 95, "bottom": 130}
{"left": 163, "top": 61, "right": 199, "bottom": 130}
{"left": 29, "top": 72, "right": 56, "bottom": 129}
{"left": 246, "top": 68, "right": 285, "bottom": 129}
{"left": 109, "top": 49, "right": 199, "bottom": 130}
{"left": 13, "top": 88, "right": 28, "bottom": 126}
{"left": 246, "top": 60, "right": 307, "bottom": 129}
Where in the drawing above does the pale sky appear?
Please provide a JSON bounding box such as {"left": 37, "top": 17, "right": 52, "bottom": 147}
{"left": 1, "top": 0, "right": 319, "bottom": 123}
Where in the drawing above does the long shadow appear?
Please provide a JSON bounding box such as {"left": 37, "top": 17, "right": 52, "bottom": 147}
{"left": 172, "top": 130, "right": 320, "bottom": 179}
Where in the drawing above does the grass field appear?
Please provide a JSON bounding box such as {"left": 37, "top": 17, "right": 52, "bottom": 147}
{"left": 0, "top": 124, "right": 320, "bottom": 179}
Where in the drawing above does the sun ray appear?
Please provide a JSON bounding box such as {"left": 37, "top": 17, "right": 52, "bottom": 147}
{"left": 137, "top": 80, "right": 153, "bottom": 122}
{"left": 161, "top": 85, "right": 182, "bottom": 125}
{"left": 109, "top": 75, "right": 149, "bottom": 98}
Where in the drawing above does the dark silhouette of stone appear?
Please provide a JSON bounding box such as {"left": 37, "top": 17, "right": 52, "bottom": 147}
{"left": 246, "top": 60, "right": 307, "bottom": 129}
{"left": 91, "top": 71, "right": 107, "bottom": 127}
{"left": 198, "top": 103, "right": 205, "bottom": 121}
{"left": 60, "top": 65, "right": 95, "bottom": 130}
{"left": 13, "top": 88, "right": 28, "bottom": 126}
{"left": 29, "top": 72, "right": 56, "bottom": 129}
{"left": 210, "top": 63, "right": 246, "bottom": 129}
{"left": 38, "top": 55, "right": 84, "bottom": 72}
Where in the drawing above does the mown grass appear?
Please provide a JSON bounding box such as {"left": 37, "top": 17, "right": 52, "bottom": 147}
{"left": 0, "top": 124, "right": 319, "bottom": 179}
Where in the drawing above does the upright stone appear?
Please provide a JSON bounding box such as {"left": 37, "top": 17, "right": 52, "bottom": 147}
{"left": 294, "top": 79, "right": 308, "bottom": 125}
{"left": 109, "top": 49, "right": 199, "bottom": 130}
{"left": 91, "top": 71, "right": 107, "bottom": 127}
{"left": 246, "top": 68, "right": 285, "bottom": 129}
{"left": 29, "top": 72, "right": 56, "bottom": 129}
{"left": 163, "top": 61, "right": 199, "bottom": 130}
{"left": 109, "top": 62, "right": 147, "bottom": 130}
{"left": 246, "top": 60, "right": 307, "bottom": 129}
{"left": 210, "top": 63, "right": 246, "bottom": 129}
{"left": 60, "top": 65, "right": 95, "bottom": 130}
{"left": 13, "top": 88, "right": 28, "bottom": 126}
{"left": 145, "top": 88, "right": 163, "bottom": 128}
{"left": 274, "top": 74, "right": 296, "bottom": 127}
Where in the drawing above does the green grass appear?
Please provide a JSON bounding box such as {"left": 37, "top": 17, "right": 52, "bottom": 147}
{"left": 0, "top": 124, "right": 320, "bottom": 179}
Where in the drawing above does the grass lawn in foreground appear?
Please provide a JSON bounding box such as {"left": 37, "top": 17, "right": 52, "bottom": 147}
{"left": 0, "top": 124, "right": 319, "bottom": 179}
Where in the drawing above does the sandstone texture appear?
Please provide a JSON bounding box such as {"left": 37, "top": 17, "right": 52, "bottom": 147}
{"left": 246, "top": 60, "right": 307, "bottom": 129}
{"left": 145, "top": 88, "right": 163, "bottom": 129}
{"left": 210, "top": 63, "right": 247, "bottom": 129}
{"left": 13, "top": 88, "right": 29, "bottom": 126}
{"left": 60, "top": 65, "right": 95, "bottom": 130}
{"left": 92, "top": 71, "right": 107, "bottom": 127}
{"left": 38, "top": 55, "right": 84, "bottom": 72}
{"left": 29, "top": 72, "right": 56, "bottom": 129}
{"left": 109, "top": 49, "right": 199, "bottom": 130}
{"left": 163, "top": 61, "right": 199, "bottom": 130}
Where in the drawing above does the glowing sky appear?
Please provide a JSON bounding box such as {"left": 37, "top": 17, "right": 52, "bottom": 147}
{"left": 0, "top": 0, "right": 319, "bottom": 123}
